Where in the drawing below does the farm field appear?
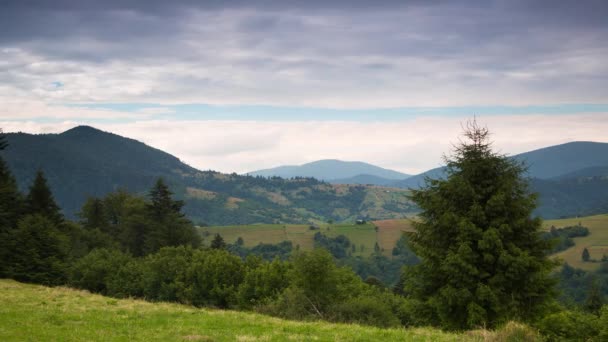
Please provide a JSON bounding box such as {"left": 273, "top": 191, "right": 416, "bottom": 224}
{"left": 544, "top": 214, "right": 608, "bottom": 271}
{"left": 201, "top": 219, "right": 415, "bottom": 257}
{"left": 0, "top": 279, "right": 486, "bottom": 342}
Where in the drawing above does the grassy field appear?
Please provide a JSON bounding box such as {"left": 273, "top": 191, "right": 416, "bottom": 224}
{"left": 201, "top": 219, "right": 415, "bottom": 257}
{"left": 0, "top": 279, "right": 519, "bottom": 342}
{"left": 544, "top": 214, "right": 608, "bottom": 271}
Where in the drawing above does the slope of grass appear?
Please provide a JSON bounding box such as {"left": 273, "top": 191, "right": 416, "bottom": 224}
{"left": 0, "top": 279, "right": 477, "bottom": 341}
{"left": 544, "top": 214, "right": 608, "bottom": 271}
{"left": 201, "top": 220, "right": 415, "bottom": 257}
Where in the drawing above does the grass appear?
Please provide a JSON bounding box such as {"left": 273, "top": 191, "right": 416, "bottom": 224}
{"left": 544, "top": 213, "right": 608, "bottom": 271}
{"left": 0, "top": 279, "right": 494, "bottom": 342}
{"left": 201, "top": 219, "right": 415, "bottom": 257}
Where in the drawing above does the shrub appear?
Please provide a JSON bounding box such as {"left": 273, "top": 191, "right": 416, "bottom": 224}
{"left": 141, "top": 246, "right": 194, "bottom": 303}
{"left": 536, "top": 309, "right": 600, "bottom": 341}
{"left": 70, "top": 248, "right": 134, "bottom": 294}
{"left": 329, "top": 296, "right": 400, "bottom": 328}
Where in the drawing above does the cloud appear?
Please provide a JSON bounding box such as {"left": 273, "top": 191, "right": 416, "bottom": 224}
{"left": 0, "top": 2, "right": 606, "bottom": 108}
{"left": 3, "top": 114, "right": 608, "bottom": 174}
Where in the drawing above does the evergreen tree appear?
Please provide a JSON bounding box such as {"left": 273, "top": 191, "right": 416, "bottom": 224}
{"left": 404, "top": 120, "right": 556, "bottom": 329}
{"left": 25, "top": 170, "right": 63, "bottom": 225}
{"left": 211, "top": 233, "right": 226, "bottom": 249}
{"left": 79, "top": 197, "right": 109, "bottom": 231}
{"left": 582, "top": 248, "right": 591, "bottom": 262}
{"left": 0, "top": 130, "right": 24, "bottom": 276}
{"left": 584, "top": 278, "right": 604, "bottom": 315}
{"left": 142, "top": 178, "right": 200, "bottom": 254}
{"left": 5, "top": 214, "right": 69, "bottom": 285}
{"left": 0, "top": 130, "right": 7, "bottom": 151}
{"left": 147, "top": 178, "right": 184, "bottom": 220}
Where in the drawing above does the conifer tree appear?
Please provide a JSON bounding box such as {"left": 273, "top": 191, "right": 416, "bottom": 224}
{"left": 25, "top": 170, "right": 63, "bottom": 225}
{"left": 211, "top": 233, "right": 226, "bottom": 249}
{"left": 585, "top": 277, "right": 604, "bottom": 315}
{"left": 404, "top": 120, "right": 556, "bottom": 329}
{"left": 0, "top": 130, "right": 24, "bottom": 276}
{"left": 142, "top": 178, "right": 200, "bottom": 254}
{"left": 582, "top": 247, "right": 591, "bottom": 262}
{"left": 80, "top": 197, "right": 109, "bottom": 231}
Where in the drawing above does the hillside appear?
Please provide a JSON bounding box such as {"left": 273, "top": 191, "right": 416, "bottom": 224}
{"left": 202, "top": 219, "right": 416, "bottom": 258}
{"left": 1, "top": 126, "right": 416, "bottom": 225}
{"left": 247, "top": 159, "right": 410, "bottom": 183}
{"left": 331, "top": 174, "right": 397, "bottom": 186}
{"left": 544, "top": 214, "right": 608, "bottom": 271}
{"left": 0, "top": 279, "right": 472, "bottom": 342}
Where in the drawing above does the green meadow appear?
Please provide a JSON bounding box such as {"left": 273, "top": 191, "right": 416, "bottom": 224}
{"left": 544, "top": 213, "right": 608, "bottom": 271}
{"left": 0, "top": 279, "right": 533, "bottom": 342}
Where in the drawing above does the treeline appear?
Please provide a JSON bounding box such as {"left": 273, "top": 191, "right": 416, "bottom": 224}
{"left": 542, "top": 224, "right": 590, "bottom": 254}
{"left": 68, "top": 246, "right": 418, "bottom": 328}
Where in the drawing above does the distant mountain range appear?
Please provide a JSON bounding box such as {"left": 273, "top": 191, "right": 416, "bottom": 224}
{"left": 2, "top": 126, "right": 607, "bottom": 222}
{"left": 1, "top": 126, "right": 416, "bottom": 225}
{"left": 248, "top": 141, "right": 608, "bottom": 219}
{"left": 247, "top": 159, "right": 410, "bottom": 184}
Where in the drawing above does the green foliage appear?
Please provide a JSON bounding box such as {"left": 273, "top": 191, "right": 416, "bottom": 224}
{"left": 599, "top": 306, "right": 608, "bottom": 340}
{"left": 0, "top": 135, "right": 23, "bottom": 277}
{"left": 583, "top": 248, "right": 591, "bottom": 262}
{"left": 535, "top": 309, "right": 600, "bottom": 341}
{"left": 237, "top": 258, "right": 291, "bottom": 308}
{"left": 313, "top": 232, "right": 351, "bottom": 258}
{"left": 330, "top": 296, "right": 401, "bottom": 328}
{"left": 141, "top": 246, "right": 193, "bottom": 303}
{"left": 79, "top": 197, "right": 110, "bottom": 231}
{"left": 556, "top": 263, "right": 608, "bottom": 307}
{"left": 542, "top": 225, "right": 589, "bottom": 254}
{"left": 585, "top": 278, "right": 604, "bottom": 315}
{"left": 405, "top": 121, "right": 557, "bottom": 329}
{"left": 70, "top": 248, "right": 138, "bottom": 295}
{"left": 6, "top": 214, "right": 69, "bottom": 285}
{"left": 24, "top": 170, "right": 63, "bottom": 225}
{"left": 187, "top": 249, "right": 245, "bottom": 308}
{"left": 210, "top": 233, "right": 226, "bottom": 250}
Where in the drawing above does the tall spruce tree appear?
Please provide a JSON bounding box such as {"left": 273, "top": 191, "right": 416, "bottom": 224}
{"left": 0, "top": 130, "right": 24, "bottom": 276}
{"left": 25, "top": 170, "right": 63, "bottom": 225}
{"left": 404, "top": 120, "right": 556, "bottom": 330}
{"left": 142, "top": 178, "right": 200, "bottom": 254}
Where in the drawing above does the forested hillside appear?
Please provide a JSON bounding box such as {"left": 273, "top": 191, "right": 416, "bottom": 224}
{"left": 3, "top": 126, "right": 416, "bottom": 225}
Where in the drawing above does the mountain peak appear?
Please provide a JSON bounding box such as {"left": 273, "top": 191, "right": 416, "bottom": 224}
{"left": 60, "top": 125, "right": 106, "bottom": 136}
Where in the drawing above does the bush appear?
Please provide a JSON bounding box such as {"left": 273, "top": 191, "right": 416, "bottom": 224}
{"left": 141, "top": 246, "right": 194, "bottom": 303}
{"left": 535, "top": 309, "right": 600, "bottom": 341}
{"left": 329, "top": 296, "right": 400, "bottom": 328}
{"left": 188, "top": 249, "right": 245, "bottom": 308}
{"left": 6, "top": 214, "right": 69, "bottom": 286}
{"left": 237, "top": 258, "right": 291, "bottom": 308}
{"left": 70, "top": 248, "right": 134, "bottom": 294}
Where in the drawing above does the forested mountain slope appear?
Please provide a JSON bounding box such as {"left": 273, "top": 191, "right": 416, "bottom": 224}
{"left": 2, "top": 126, "right": 415, "bottom": 225}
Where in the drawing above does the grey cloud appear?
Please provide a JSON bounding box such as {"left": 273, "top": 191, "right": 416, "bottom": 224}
{"left": 0, "top": 0, "right": 607, "bottom": 107}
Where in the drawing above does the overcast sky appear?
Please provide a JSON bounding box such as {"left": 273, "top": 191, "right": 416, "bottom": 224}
{"left": 1, "top": 0, "right": 607, "bottom": 174}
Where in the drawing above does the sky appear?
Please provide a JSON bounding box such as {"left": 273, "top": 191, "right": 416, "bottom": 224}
{"left": 1, "top": 0, "right": 607, "bottom": 174}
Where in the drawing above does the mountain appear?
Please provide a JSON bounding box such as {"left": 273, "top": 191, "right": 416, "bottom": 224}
{"left": 330, "top": 174, "right": 396, "bottom": 186}
{"left": 1, "top": 126, "right": 416, "bottom": 225}
{"left": 247, "top": 159, "right": 410, "bottom": 183}
{"left": 513, "top": 141, "right": 608, "bottom": 179}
